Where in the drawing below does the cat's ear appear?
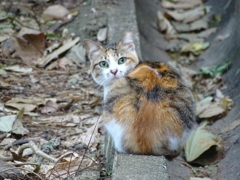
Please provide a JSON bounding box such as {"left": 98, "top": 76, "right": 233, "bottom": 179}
{"left": 117, "top": 32, "right": 135, "bottom": 52}
{"left": 84, "top": 40, "right": 104, "bottom": 60}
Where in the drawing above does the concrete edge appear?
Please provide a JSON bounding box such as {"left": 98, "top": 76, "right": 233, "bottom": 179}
{"left": 106, "top": 0, "right": 169, "bottom": 179}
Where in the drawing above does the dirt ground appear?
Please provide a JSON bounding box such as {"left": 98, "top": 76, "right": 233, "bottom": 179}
{"left": 0, "top": 0, "right": 108, "bottom": 179}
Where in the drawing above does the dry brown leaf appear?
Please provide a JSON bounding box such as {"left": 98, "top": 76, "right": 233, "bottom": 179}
{"left": 44, "top": 153, "right": 94, "bottom": 179}
{"left": 5, "top": 97, "right": 45, "bottom": 112}
{"left": 79, "top": 121, "right": 100, "bottom": 148}
{"left": 58, "top": 57, "right": 74, "bottom": 69}
{"left": 190, "top": 178, "right": 212, "bottom": 180}
{"left": 41, "top": 99, "right": 59, "bottom": 114}
{"left": 0, "top": 138, "right": 16, "bottom": 146}
{"left": 66, "top": 43, "right": 86, "bottom": 66}
{"left": 196, "top": 92, "right": 233, "bottom": 120}
{"left": 189, "top": 17, "right": 208, "bottom": 31}
{"left": 185, "top": 122, "right": 222, "bottom": 165}
{"left": 171, "top": 21, "right": 191, "bottom": 33}
{"left": 4, "top": 65, "right": 33, "bottom": 73}
{"left": 40, "top": 114, "right": 81, "bottom": 127}
{"left": 198, "top": 28, "right": 217, "bottom": 39}
{"left": 161, "top": 0, "right": 202, "bottom": 10}
{"left": 42, "top": 4, "right": 70, "bottom": 21}
{"left": 0, "top": 80, "right": 10, "bottom": 88}
{"left": 175, "top": 33, "right": 203, "bottom": 42}
{"left": 196, "top": 102, "right": 225, "bottom": 119}
{"left": 157, "top": 11, "right": 176, "bottom": 35}
{"left": 166, "top": 6, "right": 205, "bottom": 23}
{"left": 0, "top": 35, "right": 9, "bottom": 43}
{"left": 13, "top": 28, "right": 45, "bottom": 65}
{"left": 12, "top": 109, "right": 29, "bottom": 135}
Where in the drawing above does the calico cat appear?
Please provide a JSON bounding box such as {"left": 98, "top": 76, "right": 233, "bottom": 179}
{"left": 84, "top": 32, "right": 195, "bottom": 157}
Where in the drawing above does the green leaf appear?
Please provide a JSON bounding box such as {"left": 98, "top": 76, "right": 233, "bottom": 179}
{"left": 199, "top": 60, "right": 231, "bottom": 78}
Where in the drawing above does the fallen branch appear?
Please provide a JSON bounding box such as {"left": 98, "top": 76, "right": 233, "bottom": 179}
{"left": 18, "top": 141, "right": 58, "bottom": 163}
{"left": 36, "top": 37, "right": 80, "bottom": 67}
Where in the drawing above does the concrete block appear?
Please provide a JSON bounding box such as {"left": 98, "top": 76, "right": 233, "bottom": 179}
{"left": 112, "top": 154, "right": 169, "bottom": 180}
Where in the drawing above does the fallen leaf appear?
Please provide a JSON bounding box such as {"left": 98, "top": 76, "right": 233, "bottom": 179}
{"left": 79, "top": 121, "right": 100, "bottom": 148}
{"left": 97, "top": 27, "right": 108, "bottom": 41}
{"left": 0, "top": 115, "right": 16, "bottom": 132}
{"left": 13, "top": 28, "right": 45, "bottom": 65}
{"left": 166, "top": 6, "right": 205, "bottom": 23}
{"left": 0, "top": 138, "right": 16, "bottom": 146}
{"left": 181, "top": 42, "right": 209, "bottom": 55}
{"left": 185, "top": 122, "right": 222, "bottom": 165}
{"left": 196, "top": 101, "right": 225, "bottom": 119}
{"left": 189, "top": 17, "right": 208, "bottom": 31}
{"left": 41, "top": 100, "right": 59, "bottom": 114}
{"left": 171, "top": 21, "right": 191, "bottom": 33}
{"left": 40, "top": 114, "right": 81, "bottom": 127}
{"left": 199, "top": 60, "right": 231, "bottom": 78}
{"left": 12, "top": 109, "right": 29, "bottom": 135}
{"left": 4, "top": 65, "right": 33, "bottom": 73}
{"left": 5, "top": 97, "right": 45, "bottom": 112}
{"left": 161, "top": 0, "right": 202, "bottom": 10}
{"left": 36, "top": 37, "right": 80, "bottom": 67}
{"left": 0, "top": 69, "right": 7, "bottom": 76}
{"left": 197, "top": 28, "right": 217, "bottom": 39}
{"left": 58, "top": 57, "right": 73, "bottom": 69}
{"left": 157, "top": 11, "right": 176, "bottom": 35}
{"left": 42, "top": 4, "right": 70, "bottom": 21}
{"left": 66, "top": 43, "right": 86, "bottom": 66}
{"left": 44, "top": 153, "right": 93, "bottom": 179}
{"left": 0, "top": 35, "right": 9, "bottom": 43}
{"left": 190, "top": 178, "right": 212, "bottom": 180}
{"left": 174, "top": 33, "right": 203, "bottom": 42}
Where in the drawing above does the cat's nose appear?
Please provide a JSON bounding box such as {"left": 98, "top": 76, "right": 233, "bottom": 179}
{"left": 110, "top": 69, "right": 118, "bottom": 75}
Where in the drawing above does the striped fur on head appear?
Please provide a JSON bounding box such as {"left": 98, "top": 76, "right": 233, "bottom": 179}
{"left": 84, "top": 32, "right": 139, "bottom": 87}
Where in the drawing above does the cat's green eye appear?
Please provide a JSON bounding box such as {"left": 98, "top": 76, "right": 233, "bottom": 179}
{"left": 99, "top": 61, "right": 109, "bottom": 68}
{"left": 118, "top": 57, "right": 127, "bottom": 64}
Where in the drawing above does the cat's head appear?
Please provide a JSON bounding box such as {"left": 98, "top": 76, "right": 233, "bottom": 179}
{"left": 84, "top": 32, "right": 139, "bottom": 86}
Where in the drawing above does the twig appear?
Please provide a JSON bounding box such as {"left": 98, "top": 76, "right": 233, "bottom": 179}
{"left": 18, "top": 141, "right": 57, "bottom": 163}
{"left": 46, "top": 151, "right": 79, "bottom": 179}
{"left": 8, "top": 162, "right": 40, "bottom": 167}
{"left": 48, "top": 16, "right": 76, "bottom": 33}
{"left": 5, "top": 137, "right": 40, "bottom": 150}
{"left": 75, "top": 115, "right": 101, "bottom": 176}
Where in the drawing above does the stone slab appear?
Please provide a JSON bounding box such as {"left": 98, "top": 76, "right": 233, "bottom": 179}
{"left": 112, "top": 154, "right": 169, "bottom": 180}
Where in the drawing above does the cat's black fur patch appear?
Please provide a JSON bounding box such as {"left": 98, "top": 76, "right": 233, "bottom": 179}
{"left": 146, "top": 86, "right": 162, "bottom": 102}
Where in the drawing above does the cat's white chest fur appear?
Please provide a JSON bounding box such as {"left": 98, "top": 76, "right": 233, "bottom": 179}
{"left": 104, "top": 119, "right": 126, "bottom": 153}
